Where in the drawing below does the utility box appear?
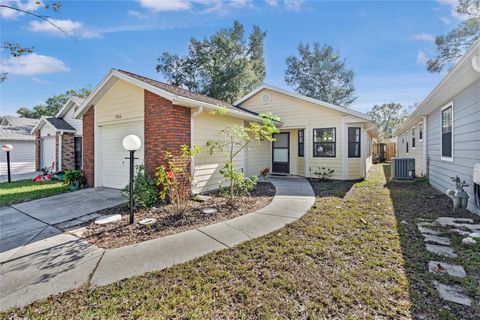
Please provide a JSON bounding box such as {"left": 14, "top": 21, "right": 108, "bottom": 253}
{"left": 391, "top": 157, "right": 415, "bottom": 180}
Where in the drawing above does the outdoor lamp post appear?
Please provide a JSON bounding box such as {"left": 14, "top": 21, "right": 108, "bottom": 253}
{"left": 122, "top": 135, "right": 141, "bottom": 224}
{"left": 2, "top": 144, "right": 13, "bottom": 183}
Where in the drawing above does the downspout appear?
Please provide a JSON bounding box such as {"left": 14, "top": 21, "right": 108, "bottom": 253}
{"left": 190, "top": 106, "right": 204, "bottom": 194}
{"left": 58, "top": 131, "right": 63, "bottom": 171}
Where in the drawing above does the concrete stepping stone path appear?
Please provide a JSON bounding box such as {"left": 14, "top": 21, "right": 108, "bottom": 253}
{"left": 428, "top": 261, "right": 466, "bottom": 278}
{"left": 433, "top": 281, "right": 472, "bottom": 306}
{"left": 425, "top": 244, "right": 458, "bottom": 258}
{"left": 423, "top": 234, "right": 451, "bottom": 246}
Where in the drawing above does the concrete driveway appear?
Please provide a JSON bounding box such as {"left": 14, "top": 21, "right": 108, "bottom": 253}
{"left": 0, "top": 187, "right": 125, "bottom": 260}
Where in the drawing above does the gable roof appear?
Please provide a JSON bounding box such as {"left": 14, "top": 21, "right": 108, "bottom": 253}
{"left": 31, "top": 117, "right": 76, "bottom": 134}
{"left": 0, "top": 125, "right": 35, "bottom": 141}
{"left": 394, "top": 38, "right": 480, "bottom": 136}
{"left": 1, "top": 116, "right": 38, "bottom": 127}
{"left": 234, "top": 84, "right": 372, "bottom": 121}
{"left": 74, "top": 69, "right": 264, "bottom": 122}
{"left": 55, "top": 96, "right": 85, "bottom": 118}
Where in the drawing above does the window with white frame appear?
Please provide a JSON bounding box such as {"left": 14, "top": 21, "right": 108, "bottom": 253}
{"left": 419, "top": 122, "right": 423, "bottom": 141}
{"left": 313, "top": 128, "right": 336, "bottom": 157}
{"left": 411, "top": 127, "right": 416, "bottom": 148}
{"left": 348, "top": 127, "right": 361, "bottom": 158}
{"left": 442, "top": 104, "right": 453, "bottom": 159}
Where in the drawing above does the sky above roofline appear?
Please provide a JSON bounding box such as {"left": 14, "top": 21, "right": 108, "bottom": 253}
{"left": 0, "top": 0, "right": 462, "bottom": 116}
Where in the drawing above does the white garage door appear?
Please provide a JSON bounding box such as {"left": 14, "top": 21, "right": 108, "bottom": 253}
{"left": 0, "top": 140, "right": 36, "bottom": 175}
{"left": 41, "top": 137, "right": 56, "bottom": 169}
{"left": 101, "top": 121, "right": 144, "bottom": 189}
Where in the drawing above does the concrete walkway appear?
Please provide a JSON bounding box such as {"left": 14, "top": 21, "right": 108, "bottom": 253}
{"left": 0, "top": 176, "right": 315, "bottom": 311}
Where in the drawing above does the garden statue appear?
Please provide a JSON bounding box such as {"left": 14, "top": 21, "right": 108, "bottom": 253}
{"left": 447, "top": 176, "right": 469, "bottom": 211}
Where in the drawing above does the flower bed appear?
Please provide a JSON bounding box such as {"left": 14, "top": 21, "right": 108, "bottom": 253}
{"left": 81, "top": 181, "right": 275, "bottom": 249}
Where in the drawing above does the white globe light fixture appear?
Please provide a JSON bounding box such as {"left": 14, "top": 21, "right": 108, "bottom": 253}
{"left": 2, "top": 144, "right": 14, "bottom": 183}
{"left": 2, "top": 144, "right": 13, "bottom": 152}
{"left": 123, "top": 134, "right": 141, "bottom": 224}
{"left": 122, "top": 135, "right": 141, "bottom": 151}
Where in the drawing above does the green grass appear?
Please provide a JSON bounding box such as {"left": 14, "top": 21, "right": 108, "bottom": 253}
{"left": 1, "top": 164, "right": 478, "bottom": 319}
{"left": 0, "top": 179, "right": 70, "bottom": 207}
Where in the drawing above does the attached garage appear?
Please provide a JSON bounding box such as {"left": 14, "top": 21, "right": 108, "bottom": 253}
{"left": 0, "top": 138, "right": 36, "bottom": 175}
{"left": 97, "top": 121, "right": 144, "bottom": 189}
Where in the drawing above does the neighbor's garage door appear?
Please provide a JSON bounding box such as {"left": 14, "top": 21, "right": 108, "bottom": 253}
{"left": 0, "top": 140, "right": 36, "bottom": 175}
{"left": 101, "top": 121, "right": 144, "bottom": 189}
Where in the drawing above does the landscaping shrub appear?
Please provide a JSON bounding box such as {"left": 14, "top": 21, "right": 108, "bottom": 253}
{"left": 123, "top": 165, "right": 158, "bottom": 208}
{"left": 313, "top": 167, "right": 335, "bottom": 181}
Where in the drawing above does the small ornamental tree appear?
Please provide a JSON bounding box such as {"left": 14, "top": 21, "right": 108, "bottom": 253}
{"left": 155, "top": 144, "right": 200, "bottom": 215}
{"left": 207, "top": 107, "right": 279, "bottom": 202}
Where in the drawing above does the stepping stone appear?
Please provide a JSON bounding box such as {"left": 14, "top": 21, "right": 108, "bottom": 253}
{"left": 462, "top": 237, "right": 477, "bottom": 246}
{"left": 202, "top": 208, "right": 217, "bottom": 215}
{"left": 95, "top": 214, "right": 122, "bottom": 225}
{"left": 469, "top": 232, "right": 480, "bottom": 238}
{"left": 418, "top": 225, "right": 442, "bottom": 235}
{"left": 418, "top": 221, "right": 439, "bottom": 227}
{"left": 425, "top": 244, "right": 458, "bottom": 258}
{"left": 450, "top": 228, "right": 470, "bottom": 236}
{"left": 433, "top": 281, "right": 472, "bottom": 306}
{"left": 436, "top": 217, "right": 480, "bottom": 232}
{"left": 423, "top": 234, "right": 451, "bottom": 246}
{"left": 139, "top": 218, "right": 157, "bottom": 226}
{"left": 428, "top": 261, "right": 466, "bottom": 278}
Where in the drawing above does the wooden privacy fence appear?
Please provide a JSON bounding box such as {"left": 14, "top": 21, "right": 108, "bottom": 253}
{"left": 373, "top": 142, "right": 396, "bottom": 162}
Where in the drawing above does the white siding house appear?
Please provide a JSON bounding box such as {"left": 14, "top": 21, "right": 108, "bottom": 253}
{"left": 394, "top": 40, "right": 480, "bottom": 215}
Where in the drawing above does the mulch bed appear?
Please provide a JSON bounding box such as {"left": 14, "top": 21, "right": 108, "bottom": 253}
{"left": 81, "top": 181, "right": 275, "bottom": 249}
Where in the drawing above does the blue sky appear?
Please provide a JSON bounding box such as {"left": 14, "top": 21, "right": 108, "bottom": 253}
{"left": 0, "top": 0, "right": 462, "bottom": 116}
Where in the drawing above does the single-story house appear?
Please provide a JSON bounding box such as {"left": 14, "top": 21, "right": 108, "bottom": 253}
{"left": 394, "top": 39, "right": 480, "bottom": 215}
{"left": 74, "top": 69, "right": 377, "bottom": 193}
{"left": 31, "top": 97, "right": 84, "bottom": 172}
{"left": 0, "top": 116, "right": 38, "bottom": 175}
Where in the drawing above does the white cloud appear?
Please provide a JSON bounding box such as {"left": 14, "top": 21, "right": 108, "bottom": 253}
{"left": 0, "top": 0, "right": 42, "bottom": 19}
{"left": 412, "top": 32, "right": 436, "bottom": 43}
{"left": 416, "top": 50, "right": 430, "bottom": 64}
{"left": 284, "top": 0, "right": 303, "bottom": 11}
{"left": 0, "top": 53, "right": 70, "bottom": 76}
{"left": 440, "top": 16, "right": 452, "bottom": 25}
{"left": 127, "top": 9, "right": 149, "bottom": 19}
{"left": 437, "top": 0, "right": 469, "bottom": 21}
{"left": 229, "top": 0, "right": 251, "bottom": 8}
{"left": 265, "top": 0, "right": 277, "bottom": 6}
{"left": 29, "top": 19, "right": 101, "bottom": 39}
{"left": 138, "top": 0, "right": 191, "bottom": 12}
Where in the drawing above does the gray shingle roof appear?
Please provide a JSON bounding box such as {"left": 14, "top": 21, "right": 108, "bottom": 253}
{"left": 1, "top": 116, "right": 39, "bottom": 127}
{"left": 0, "top": 125, "right": 35, "bottom": 140}
{"left": 116, "top": 69, "right": 259, "bottom": 116}
{"left": 45, "top": 118, "right": 76, "bottom": 131}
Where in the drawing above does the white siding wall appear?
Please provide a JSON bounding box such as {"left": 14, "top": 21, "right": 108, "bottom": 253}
{"left": 96, "top": 80, "right": 144, "bottom": 124}
{"left": 396, "top": 121, "right": 425, "bottom": 176}
{"left": 427, "top": 80, "right": 480, "bottom": 215}
{"left": 193, "top": 112, "right": 245, "bottom": 193}
{"left": 245, "top": 139, "right": 270, "bottom": 177}
{"left": 64, "top": 106, "right": 83, "bottom": 135}
{"left": 0, "top": 140, "right": 36, "bottom": 175}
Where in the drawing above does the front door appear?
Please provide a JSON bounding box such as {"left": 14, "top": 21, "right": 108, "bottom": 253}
{"left": 272, "top": 132, "right": 290, "bottom": 173}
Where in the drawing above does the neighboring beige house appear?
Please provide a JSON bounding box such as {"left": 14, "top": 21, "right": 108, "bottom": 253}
{"left": 31, "top": 97, "right": 84, "bottom": 171}
{"left": 394, "top": 39, "right": 480, "bottom": 215}
{"left": 0, "top": 116, "right": 39, "bottom": 175}
{"left": 74, "top": 69, "right": 377, "bottom": 193}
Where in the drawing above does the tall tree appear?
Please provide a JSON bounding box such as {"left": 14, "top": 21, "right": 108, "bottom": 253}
{"left": 17, "top": 88, "right": 91, "bottom": 119}
{"left": 156, "top": 21, "right": 266, "bottom": 104}
{"left": 427, "top": 0, "right": 480, "bottom": 72}
{"left": 284, "top": 43, "right": 356, "bottom": 107}
{"left": 368, "top": 103, "right": 404, "bottom": 141}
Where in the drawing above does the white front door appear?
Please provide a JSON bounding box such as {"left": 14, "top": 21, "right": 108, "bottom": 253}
{"left": 100, "top": 121, "right": 145, "bottom": 189}
{"left": 41, "top": 137, "right": 56, "bottom": 169}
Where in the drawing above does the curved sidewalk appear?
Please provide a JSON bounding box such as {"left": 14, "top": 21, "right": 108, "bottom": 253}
{"left": 0, "top": 176, "right": 315, "bottom": 310}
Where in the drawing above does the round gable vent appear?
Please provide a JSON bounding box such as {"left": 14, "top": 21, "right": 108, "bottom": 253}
{"left": 261, "top": 92, "right": 272, "bottom": 104}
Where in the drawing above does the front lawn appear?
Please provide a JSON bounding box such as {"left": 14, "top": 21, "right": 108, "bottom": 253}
{"left": 2, "top": 164, "right": 478, "bottom": 319}
{"left": 0, "top": 180, "right": 70, "bottom": 207}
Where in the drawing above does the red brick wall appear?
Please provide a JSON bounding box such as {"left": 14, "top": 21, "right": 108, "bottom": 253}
{"left": 35, "top": 131, "right": 41, "bottom": 170}
{"left": 144, "top": 90, "right": 191, "bottom": 196}
{"left": 83, "top": 107, "right": 95, "bottom": 187}
{"left": 61, "top": 133, "right": 75, "bottom": 170}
